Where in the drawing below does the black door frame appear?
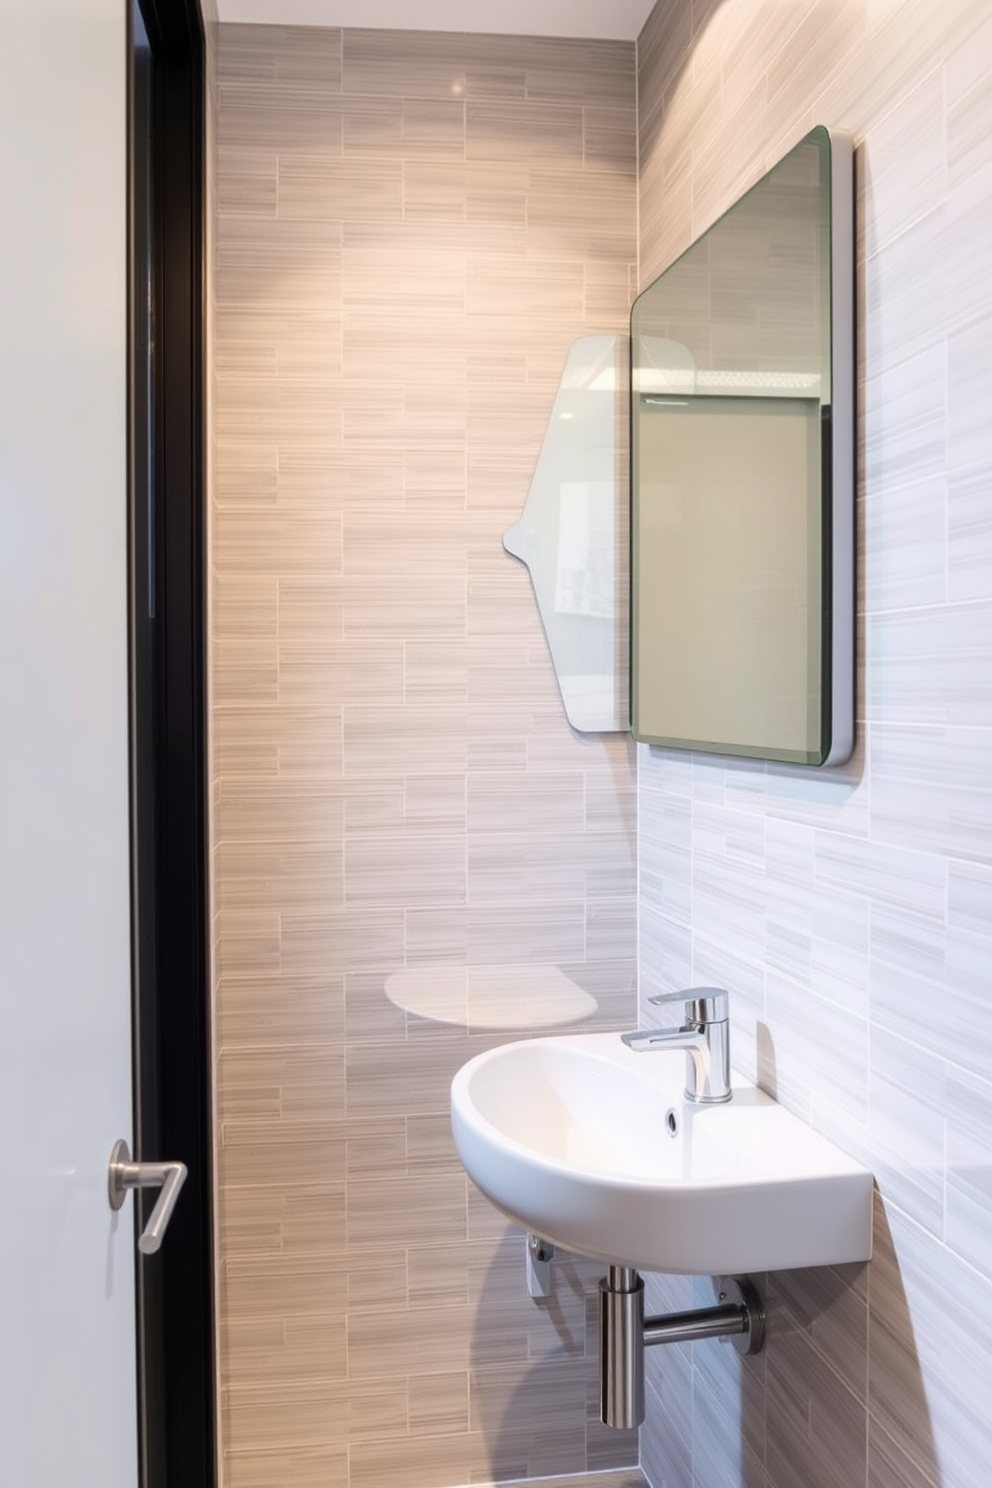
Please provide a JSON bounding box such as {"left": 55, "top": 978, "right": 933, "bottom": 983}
{"left": 128, "top": 2, "right": 214, "bottom": 1485}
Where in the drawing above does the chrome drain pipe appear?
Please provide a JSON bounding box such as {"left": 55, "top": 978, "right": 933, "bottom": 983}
{"left": 599, "top": 1268, "right": 645, "bottom": 1429}
{"left": 599, "top": 1268, "right": 765, "bottom": 1429}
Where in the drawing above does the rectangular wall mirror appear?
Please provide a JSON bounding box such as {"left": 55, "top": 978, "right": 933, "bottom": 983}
{"left": 630, "top": 125, "right": 854, "bottom": 767}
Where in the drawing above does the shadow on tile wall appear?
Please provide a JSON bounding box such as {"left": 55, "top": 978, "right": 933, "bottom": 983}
{"left": 642, "top": 1197, "right": 942, "bottom": 1488}
{"left": 468, "top": 1239, "right": 639, "bottom": 1479}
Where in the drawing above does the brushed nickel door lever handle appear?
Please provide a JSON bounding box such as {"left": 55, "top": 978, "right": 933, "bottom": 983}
{"left": 108, "top": 1139, "right": 188, "bottom": 1254}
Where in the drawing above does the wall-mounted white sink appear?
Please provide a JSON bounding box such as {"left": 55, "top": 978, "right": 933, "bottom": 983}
{"left": 451, "top": 1031, "right": 873, "bottom": 1275}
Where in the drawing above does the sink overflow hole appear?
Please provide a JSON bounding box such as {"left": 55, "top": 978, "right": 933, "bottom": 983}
{"left": 665, "top": 1108, "right": 679, "bottom": 1137}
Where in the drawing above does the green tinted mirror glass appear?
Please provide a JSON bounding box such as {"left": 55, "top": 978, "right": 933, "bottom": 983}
{"left": 630, "top": 126, "right": 853, "bottom": 766}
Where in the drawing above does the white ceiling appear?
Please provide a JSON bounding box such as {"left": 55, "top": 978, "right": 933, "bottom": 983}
{"left": 215, "top": 0, "right": 656, "bottom": 41}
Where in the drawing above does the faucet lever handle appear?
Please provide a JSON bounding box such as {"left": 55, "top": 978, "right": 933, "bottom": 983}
{"left": 646, "top": 986, "right": 729, "bottom": 1023}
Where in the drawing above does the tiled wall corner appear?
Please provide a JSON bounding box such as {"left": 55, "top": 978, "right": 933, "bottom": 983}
{"left": 636, "top": 2, "right": 992, "bottom": 1486}
{"left": 209, "top": 25, "right": 638, "bottom": 1488}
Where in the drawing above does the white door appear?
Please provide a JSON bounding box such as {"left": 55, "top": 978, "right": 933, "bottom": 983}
{"left": 0, "top": 2, "right": 139, "bottom": 1484}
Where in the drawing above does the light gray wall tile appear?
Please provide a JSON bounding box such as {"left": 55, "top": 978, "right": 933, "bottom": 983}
{"left": 637, "top": 3, "right": 992, "bottom": 1488}
{"left": 943, "top": 1063, "right": 992, "bottom": 1283}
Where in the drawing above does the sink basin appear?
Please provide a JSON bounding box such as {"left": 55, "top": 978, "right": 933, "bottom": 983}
{"left": 450, "top": 1032, "right": 873, "bottom": 1275}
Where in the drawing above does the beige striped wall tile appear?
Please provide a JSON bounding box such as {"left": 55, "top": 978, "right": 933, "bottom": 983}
{"left": 341, "top": 28, "right": 471, "bottom": 99}
{"left": 340, "top": 95, "right": 406, "bottom": 155}
{"left": 218, "top": 83, "right": 345, "bottom": 152}
{"left": 521, "top": 40, "right": 635, "bottom": 107}
{"left": 401, "top": 97, "right": 468, "bottom": 157}
{"left": 584, "top": 107, "right": 638, "bottom": 175}
{"left": 402, "top": 639, "right": 515, "bottom": 705}
{"left": 512, "top": 1477, "right": 645, "bottom": 1488}
{"left": 223, "top": 1247, "right": 404, "bottom": 1322}
{"left": 211, "top": 21, "right": 638, "bottom": 1487}
{"left": 217, "top": 307, "right": 344, "bottom": 369}
{"left": 342, "top": 393, "right": 468, "bottom": 448}
{"left": 468, "top": 1360, "right": 590, "bottom": 1437}
{"left": 224, "top": 1445, "right": 349, "bottom": 1488}
{"left": 214, "top": 840, "right": 344, "bottom": 913}
{"left": 211, "top": 640, "right": 279, "bottom": 706}
{"left": 467, "top": 1234, "right": 587, "bottom": 1365}
{"left": 343, "top": 315, "right": 469, "bottom": 386}
{"left": 221, "top": 1377, "right": 379, "bottom": 1453}
{"left": 469, "top": 901, "right": 587, "bottom": 965}
{"left": 403, "top": 161, "right": 528, "bottom": 225}
{"left": 214, "top": 575, "right": 278, "bottom": 639}
{"left": 466, "top": 255, "right": 585, "bottom": 321}
{"left": 221, "top": 1311, "right": 347, "bottom": 1384}
{"left": 342, "top": 510, "right": 492, "bottom": 575}
{"left": 407, "top": 1241, "right": 470, "bottom": 1312}
{"left": 278, "top": 906, "right": 407, "bottom": 975}
{"left": 219, "top": 1117, "right": 352, "bottom": 1189}
{"left": 214, "top": 441, "right": 279, "bottom": 507}
{"left": 278, "top": 641, "right": 404, "bottom": 706}
{"left": 346, "top": 1170, "right": 468, "bottom": 1251}
{"left": 466, "top": 1187, "right": 515, "bottom": 1246}
{"left": 527, "top": 164, "right": 637, "bottom": 239}
{"left": 341, "top": 704, "right": 470, "bottom": 775}
{"left": 403, "top": 774, "right": 468, "bottom": 829}
{"left": 279, "top": 156, "right": 404, "bottom": 222}
{"left": 402, "top": 447, "right": 470, "bottom": 507}
{"left": 276, "top": 582, "right": 345, "bottom": 645}
{"left": 213, "top": 909, "right": 281, "bottom": 977}
{"left": 466, "top": 770, "right": 585, "bottom": 834}
{"left": 218, "top": 24, "right": 342, "bottom": 87}
{"left": 218, "top": 1043, "right": 347, "bottom": 1120}
{"left": 216, "top": 778, "right": 346, "bottom": 843}
{"left": 275, "top": 447, "right": 404, "bottom": 508}
{"left": 343, "top": 971, "right": 409, "bottom": 1039}
{"left": 344, "top": 832, "right": 466, "bottom": 908}
{"left": 215, "top": 510, "right": 342, "bottom": 576}
{"left": 407, "top": 1111, "right": 461, "bottom": 1171}
{"left": 347, "top": 1430, "right": 490, "bottom": 1488}
{"left": 464, "top": 447, "right": 534, "bottom": 509}
{"left": 343, "top": 1111, "right": 407, "bottom": 1176}
{"left": 466, "top": 836, "right": 586, "bottom": 903}
{"left": 408, "top": 1371, "right": 471, "bottom": 1439}
{"left": 465, "top": 576, "right": 548, "bottom": 643}
{"left": 215, "top": 24, "right": 278, "bottom": 82}
{"left": 341, "top": 1376, "right": 412, "bottom": 1442}
{"left": 341, "top": 229, "right": 469, "bottom": 311}
{"left": 466, "top": 100, "right": 584, "bottom": 164}
{"left": 344, "top": 1035, "right": 487, "bottom": 1118}
{"left": 216, "top": 972, "right": 345, "bottom": 1049}
{"left": 587, "top": 1409, "right": 640, "bottom": 1473}
{"left": 347, "top": 1302, "right": 473, "bottom": 1380}
{"left": 403, "top": 905, "right": 473, "bottom": 966}
{"left": 217, "top": 1181, "right": 347, "bottom": 1259}
{"left": 216, "top": 217, "right": 343, "bottom": 309}
{"left": 212, "top": 705, "right": 344, "bottom": 779}
{"left": 339, "top": 778, "right": 407, "bottom": 834}
{"left": 267, "top": 25, "right": 342, "bottom": 86}
{"left": 217, "top": 146, "right": 278, "bottom": 217}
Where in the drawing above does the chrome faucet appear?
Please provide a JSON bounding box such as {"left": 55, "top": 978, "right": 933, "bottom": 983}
{"left": 621, "top": 988, "right": 732, "bottom": 1104}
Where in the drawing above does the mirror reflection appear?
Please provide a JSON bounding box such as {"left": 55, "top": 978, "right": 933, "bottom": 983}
{"left": 504, "top": 334, "right": 628, "bottom": 733}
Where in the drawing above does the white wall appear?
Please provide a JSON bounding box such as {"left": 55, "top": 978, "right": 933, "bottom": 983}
{"left": 0, "top": 1, "right": 136, "bottom": 1483}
